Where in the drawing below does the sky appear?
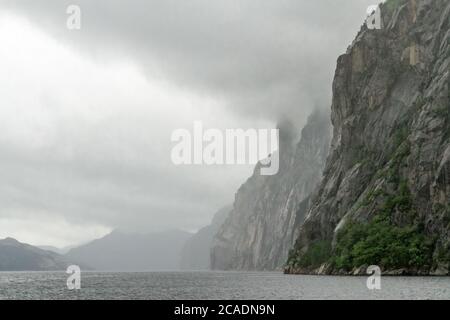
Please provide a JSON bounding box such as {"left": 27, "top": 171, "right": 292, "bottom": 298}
{"left": 0, "top": 0, "right": 377, "bottom": 247}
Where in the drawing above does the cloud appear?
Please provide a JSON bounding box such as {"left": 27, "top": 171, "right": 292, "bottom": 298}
{"left": 0, "top": 1, "right": 377, "bottom": 246}
{"left": 0, "top": 14, "right": 258, "bottom": 245}
{"left": 2, "top": 0, "right": 377, "bottom": 120}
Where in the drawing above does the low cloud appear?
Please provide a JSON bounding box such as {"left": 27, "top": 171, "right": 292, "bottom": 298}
{"left": 0, "top": 0, "right": 376, "bottom": 246}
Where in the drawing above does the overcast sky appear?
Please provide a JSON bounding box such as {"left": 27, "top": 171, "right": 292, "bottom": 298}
{"left": 0, "top": 0, "right": 376, "bottom": 247}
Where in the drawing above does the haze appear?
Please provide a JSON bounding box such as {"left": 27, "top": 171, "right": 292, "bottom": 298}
{"left": 0, "top": 0, "right": 376, "bottom": 247}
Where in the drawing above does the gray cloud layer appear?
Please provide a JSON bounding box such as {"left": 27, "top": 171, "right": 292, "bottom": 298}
{"left": 3, "top": 0, "right": 376, "bottom": 119}
{"left": 0, "top": 0, "right": 376, "bottom": 246}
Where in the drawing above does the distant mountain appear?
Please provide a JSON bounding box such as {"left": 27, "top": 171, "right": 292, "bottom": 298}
{"left": 38, "top": 245, "right": 74, "bottom": 255}
{"left": 180, "top": 206, "right": 231, "bottom": 270}
{"left": 65, "top": 230, "right": 192, "bottom": 271}
{"left": 0, "top": 238, "right": 69, "bottom": 271}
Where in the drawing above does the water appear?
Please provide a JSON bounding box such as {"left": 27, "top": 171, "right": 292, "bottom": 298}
{"left": 0, "top": 271, "right": 449, "bottom": 300}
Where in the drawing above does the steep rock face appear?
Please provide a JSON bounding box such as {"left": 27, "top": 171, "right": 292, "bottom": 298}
{"left": 180, "top": 205, "right": 231, "bottom": 270}
{"left": 287, "top": 0, "right": 450, "bottom": 275}
{"left": 211, "top": 111, "right": 331, "bottom": 270}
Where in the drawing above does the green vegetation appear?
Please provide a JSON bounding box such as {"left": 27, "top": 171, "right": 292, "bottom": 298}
{"left": 331, "top": 180, "right": 433, "bottom": 271}
{"left": 386, "top": 143, "right": 410, "bottom": 184}
{"left": 360, "top": 189, "right": 385, "bottom": 207}
{"left": 435, "top": 243, "right": 450, "bottom": 265}
{"left": 435, "top": 203, "right": 450, "bottom": 230}
{"left": 288, "top": 119, "right": 442, "bottom": 273}
{"left": 331, "top": 214, "right": 433, "bottom": 270}
{"left": 433, "top": 206, "right": 450, "bottom": 266}
{"left": 445, "top": 205, "right": 450, "bottom": 228}
{"left": 349, "top": 144, "right": 378, "bottom": 172}
{"left": 322, "top": 120, "right": 436, "bottom": 272}
{"left": 432, "top": 105, "right": 449, "bottom": 118}
{"left": 289, "top": 175, "right": 434, "bottom": 272}
{"left": 385, "top": 124, "right": 411, "bottom": 184}
{"left": 393, "top": 125, "right": 409, "bottom": 149}
{"left": 350, "top": 145, "right": 367, "bottom": 167}
{"left": 384, "top": 0, "right": 403, "bottom": 14}
{"left": 293, "top": 240, "right": 332, "bottom": 269}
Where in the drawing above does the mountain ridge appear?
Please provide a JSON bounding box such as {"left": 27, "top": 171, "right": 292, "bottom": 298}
{"left": 0, "top": 237, "right": 71, "bottom": 271}
{"left": 180, "top": 205, "right": 231, "bottom": 270}
{"left": 65, "top": 229, "right": 192, "bottom": 271}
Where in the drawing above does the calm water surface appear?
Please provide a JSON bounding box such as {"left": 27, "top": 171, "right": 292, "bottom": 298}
{"left": 0, "top": 272, "right": 449, "bottom": 300}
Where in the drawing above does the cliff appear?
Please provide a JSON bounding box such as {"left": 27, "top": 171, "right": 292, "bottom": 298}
{"left": 211, "top": 111, "right": 331, "bottom": 270}
{"left": 180, "top": 205, "right": 231, "bottom": 270}
{"left": 286, "top": 0, "right": 450, "bottom": 276}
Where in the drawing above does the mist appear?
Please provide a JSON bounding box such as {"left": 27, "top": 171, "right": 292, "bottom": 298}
{"left": 0, "top": 0, "right": 377, "bottom": 247}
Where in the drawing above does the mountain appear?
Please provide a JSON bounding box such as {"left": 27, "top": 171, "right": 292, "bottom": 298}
{"left": 286, "top": 0, "right": 450, "bottom": 275}
{"left": 38, "top": 245, "right": 74, "bottom": 255}
{"left": 65, "top": 230, "right": 192, "bottom": 271}
{"left": 211, "top": 110, "right": 331, "bottom": 270}
{"left": 0, "top": 238, "right": 69, "bottom": 271}
{"left": 180, "top": 205, "right": 231, "bottom": 270}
